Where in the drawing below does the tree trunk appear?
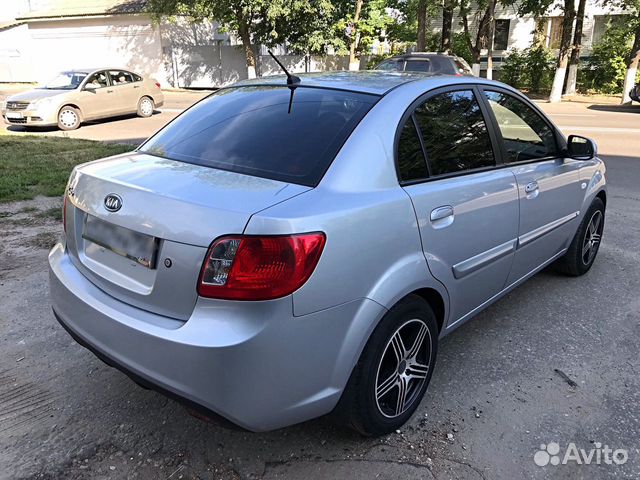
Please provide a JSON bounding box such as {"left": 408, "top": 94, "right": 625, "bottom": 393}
{"left": 486, "top": 0, "right": 496, "bottom": 80}
{"left": 236, "top": 15, "right": 256, "bottom": 79}
{"left": 565, "top": 0, "right": 586, "bottom": 96}
{"left": 349, "top": 0, "right": 364, "bottom": 70}
{"left": 417, "top": 0, "right": 427, "bottom": 51}
{"left": 441, "top": 0, "right": 454, "bottom": 53}
{"left": 621, "top": 23, "right": 640, "bottom": 104}
{"left": 549, "top": 0, "right": 575, "bottom": 103}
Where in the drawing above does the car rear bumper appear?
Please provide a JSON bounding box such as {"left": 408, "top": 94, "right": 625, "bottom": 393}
{"left": 49, "top": 243, "right": 385, "bottom": 431}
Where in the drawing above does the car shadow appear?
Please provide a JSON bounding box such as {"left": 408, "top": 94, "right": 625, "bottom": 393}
{"left": 587, "top": 104, "right": 640, "bottom": 113}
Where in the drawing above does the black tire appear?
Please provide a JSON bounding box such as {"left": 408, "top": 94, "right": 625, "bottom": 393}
{"left": 137, "top": 96, "right": 154, "bottom": 118}
{"left": 57, "top": 105, "right": 81, "bottom": 131}
{"left": 333, "top": 295, "right": 438, "bottom": 436}
{"left": 555, "top": 197, "right": 605, "bottom": 276}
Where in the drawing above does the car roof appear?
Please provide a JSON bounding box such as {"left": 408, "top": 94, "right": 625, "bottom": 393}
{"left": 64, "top": 68, "right": 137, "bottom": 74}
{"left": 233, "top": 71, "right": 451, "bottom": 95}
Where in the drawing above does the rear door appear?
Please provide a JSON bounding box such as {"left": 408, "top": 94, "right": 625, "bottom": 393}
{"left": 107, "top": 70, "right": 138, "bottom": 114}
{"left": 399, "top": 86, "right": 520, "bottom": 326}
{"left": 479, "top": 88, "right": 585, "bottom": 285}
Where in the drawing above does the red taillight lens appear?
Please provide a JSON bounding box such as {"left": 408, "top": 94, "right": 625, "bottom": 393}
{"left": 198, "top": 233, "right": 326, "bottom": 300}
{"left": 155, "top": 82, "right": 161, "bottom": 88}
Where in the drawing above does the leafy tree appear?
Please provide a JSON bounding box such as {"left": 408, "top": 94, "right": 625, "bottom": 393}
{"left": 501, "top": 45, "right": 556, "bottom": 92}
{"left": 146, "top": 0, "right": 334, "bottom": 77}
{"left": 580, "top": 22, "right": 637, "bottom": 94}
{"left": 458, "top": 0, "right": 495, "bottom": 74}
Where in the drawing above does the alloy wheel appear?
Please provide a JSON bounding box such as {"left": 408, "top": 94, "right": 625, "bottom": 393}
{"left": 375, "top": 319, "right": 432, "bottom": 418}
{"left": 582, "top": 210, "right": 603, "bottom": 266}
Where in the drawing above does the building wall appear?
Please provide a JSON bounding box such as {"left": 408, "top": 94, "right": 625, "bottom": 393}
{"left": 25, "top": 15, "right": 169, "bottom": 85}
{"left": 0, "top": 24, "right": 34, "bottom": 82}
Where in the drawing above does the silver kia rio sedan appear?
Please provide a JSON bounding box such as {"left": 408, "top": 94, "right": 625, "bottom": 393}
{"left": 49, "top": 71, "right": 606, "bottom": 436}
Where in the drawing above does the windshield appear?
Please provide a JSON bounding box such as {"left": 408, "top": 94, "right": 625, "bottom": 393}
{"left": 40, "top": 71, "right": 87, "bottom": 90}
{"left": 140, "top": 86, "right": 378, "bottom": 186}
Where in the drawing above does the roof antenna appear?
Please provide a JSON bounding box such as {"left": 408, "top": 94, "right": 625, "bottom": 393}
{"left": 268, "top": 49, "right": 300, "bottom": 114}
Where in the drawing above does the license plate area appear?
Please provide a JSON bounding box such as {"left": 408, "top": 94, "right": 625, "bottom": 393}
{"left": 82, "top": 215, "right": 158, "bottom": 269}
{"left": 6, "top": 112, "right": 23, "bottom": 119}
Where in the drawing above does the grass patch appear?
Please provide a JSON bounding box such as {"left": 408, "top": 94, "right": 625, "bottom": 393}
{"left": 0, "top": 135, "right": 131, "bottom": 202}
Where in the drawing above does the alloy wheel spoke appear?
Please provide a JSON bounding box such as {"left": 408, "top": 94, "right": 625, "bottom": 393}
{"left": 582, "top": 241, "right": 591, "bottom": 258}
{"left": 390, "top": 333, "right": 407, "bottom": 363}
{"left": 376, "top": 372, "right": 399, "bottom": 401}
{"left": 395, "top": 376, "right": 408, "bottom": 416}
{"left": 406, "top": 361, "right": 429, "bottom": 380}
{"left": 407, "top": 323, "right": 428, "bottom": 359}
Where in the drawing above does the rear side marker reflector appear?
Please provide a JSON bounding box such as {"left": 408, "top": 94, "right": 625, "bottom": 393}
{"left": 198, "top": 233, "right": 326, "bottom": 301}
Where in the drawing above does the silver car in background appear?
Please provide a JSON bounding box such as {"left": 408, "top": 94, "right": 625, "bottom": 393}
{"left": 49, "top": 72, "right": 606, "bottom": 435}
{"left": 2, "top": 68, "right": 164, "bottom": 130}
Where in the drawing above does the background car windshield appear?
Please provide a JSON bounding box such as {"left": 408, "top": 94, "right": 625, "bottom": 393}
{"left": 140, "top": 86, "right": 378, "bottom": 186}
{"left": 41, "top": 72, "right": 87, "bottom": 90}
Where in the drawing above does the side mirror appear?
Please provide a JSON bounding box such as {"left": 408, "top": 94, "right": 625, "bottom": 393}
{"left": 84, "top": 83, "right": 97, "bottom": 92}
{"left": 567, "top": 135, "right": 597, "bottom": 160}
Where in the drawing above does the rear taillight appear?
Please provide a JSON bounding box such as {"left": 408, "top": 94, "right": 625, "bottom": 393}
{"left": 198, "top": 233, "right": 326, "bottom": 300}
{"left": 155, "top": 82, "right": 161, "bottom": 89}
{"left": 62, "top": 193, "right": 67, "bottom": 234}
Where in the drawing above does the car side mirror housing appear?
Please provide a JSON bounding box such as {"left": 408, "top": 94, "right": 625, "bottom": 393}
{"left": 567, "top": 135, "right": 597, "bottom": 160}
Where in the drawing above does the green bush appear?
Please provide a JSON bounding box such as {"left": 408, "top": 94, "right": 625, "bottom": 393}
{"left": 579, "top": 24, "right": 634, "bottom": 94}
{"left": 501, "top": 45, "right": 556, "bottom": 93}
{"left": 451, "top": 32, "right": 473, "bottom": 65}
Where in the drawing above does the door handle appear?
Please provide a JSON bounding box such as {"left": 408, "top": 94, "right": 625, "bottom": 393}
{"left": 524, "top": 181, "right": 539, "bottom": 193}
{"left": 430, "top": 205, "right": 454, "bottom": 222}
{"left": 106, "top": 89, "right": 114, "bottom": 93}
{"left": 133, "top": 85, "right": 140, "bottom": 89}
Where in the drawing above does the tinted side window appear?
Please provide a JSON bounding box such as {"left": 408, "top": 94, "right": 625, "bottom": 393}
{"left": 377, "top": 60, "right": 402, "bottom": 71}
{"left": 109, "top": 70, "right": 134, "bottom": 85}
{"left": 484, "top": 91, "right": 559, "bottom": 162}
{"left": 413, "top": 90, "right": 495, "bottom": 176}
{"left": 397, "top": 117, "right": 428, "bottom": 182}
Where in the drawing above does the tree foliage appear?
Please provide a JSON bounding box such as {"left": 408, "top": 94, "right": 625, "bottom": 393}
{"left": 501, "top": 45, "right": 556, "bottom": 92}
{"left": 579, "top": 22, "right": 638, "bottom": 93}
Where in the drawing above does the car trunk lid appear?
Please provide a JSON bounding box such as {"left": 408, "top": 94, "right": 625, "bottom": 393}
{"left": 64, "top": 152, "right": 310, "bottom": 320}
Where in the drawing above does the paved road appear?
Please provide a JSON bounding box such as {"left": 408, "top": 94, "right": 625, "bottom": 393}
{"left": 0, "top": 93, "right": 639, "bottom": 480}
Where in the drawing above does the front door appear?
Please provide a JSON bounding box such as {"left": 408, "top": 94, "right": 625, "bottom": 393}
{"left": 78, "top": 71, "right": 118, "bottom": 119}
{"left": 479, "top": 88, "right": 586, "bottom": 284}
{"left": 399, "top": 87, "right": 520, "bottom": 326}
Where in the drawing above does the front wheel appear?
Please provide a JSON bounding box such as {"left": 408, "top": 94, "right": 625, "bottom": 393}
{"left": 57, "top": 106, "right": 81, "bottom": 130}
{"left": 333, "top": 295, "right": 438, "bottom": 436}
{"left": 555, "top": 197, "right": 605, "bottom": 276}
{"left": 137, "top": 96, "right": 154, "bottom": 118}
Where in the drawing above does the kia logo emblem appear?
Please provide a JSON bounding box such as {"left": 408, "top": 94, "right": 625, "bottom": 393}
{"left": 104, "top": 193, "right": 122, "bottom": 212}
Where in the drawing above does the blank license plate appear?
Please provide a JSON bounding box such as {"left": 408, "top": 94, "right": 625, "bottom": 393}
{"left": 6, "top": 112, "right": 23, "bottom": 119}
{"left": 82, "top": 215, "right": 158, "bottom": 268}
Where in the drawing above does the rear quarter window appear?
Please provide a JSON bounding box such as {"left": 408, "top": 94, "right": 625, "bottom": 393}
{"left": 140, "top": 86, "right": 378, "bottom": 186}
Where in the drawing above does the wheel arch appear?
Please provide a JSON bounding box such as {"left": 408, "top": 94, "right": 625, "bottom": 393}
{"left": 58, "top": 103, "right": 83, "bottom": 121}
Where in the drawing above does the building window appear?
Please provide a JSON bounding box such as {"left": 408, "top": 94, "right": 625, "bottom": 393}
{"left": 493, "top": 19, "right": 510, "bottom": 51}
{"left": 538, "top": 17, "right": 564, "bottom": 49}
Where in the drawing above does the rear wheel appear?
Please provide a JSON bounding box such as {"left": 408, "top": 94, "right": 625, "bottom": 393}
{"left": 333, "top": 295, "right": 438, "bottom": 436}
{"left": 57, "top": 106, "right": 81, "bottom": 130}
{"left": 137, "top": 96, "right": 154, "bottom": 118}
{"left": 555, "top": 197, "right": 605, "bottom": 276}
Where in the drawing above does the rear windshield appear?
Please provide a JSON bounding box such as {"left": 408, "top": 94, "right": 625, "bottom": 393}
{"left": 140, "top": 86, "right": 378, "bottom": 186}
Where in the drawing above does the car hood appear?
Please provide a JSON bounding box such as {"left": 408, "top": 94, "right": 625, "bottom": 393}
{"left": 7, "top": 89, "right": 71, "bottom": 103}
